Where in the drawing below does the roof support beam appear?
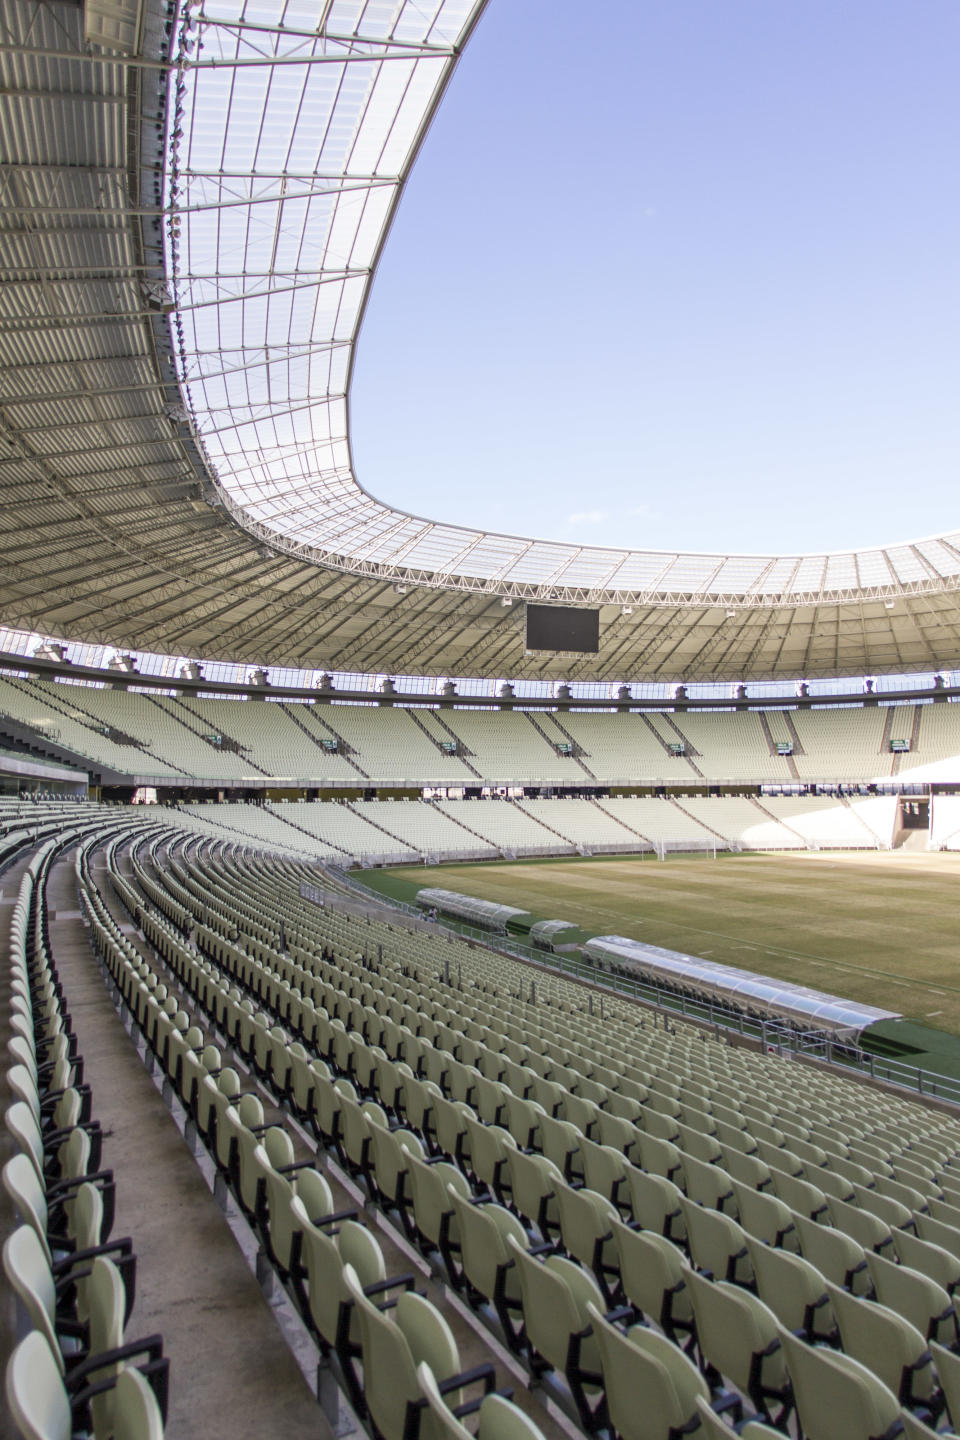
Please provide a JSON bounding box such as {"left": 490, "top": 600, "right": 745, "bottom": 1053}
{"left": 194, "top": 19, "right": 458, "bottom": 55}
{"left": 1, "top": 181, "right": 391, "bottom": 219}
{"left": 0, "top": 41, "right": 455, "bottom": 69}
{"left": 183, "top": 340, "right": 349, "bottom": 384}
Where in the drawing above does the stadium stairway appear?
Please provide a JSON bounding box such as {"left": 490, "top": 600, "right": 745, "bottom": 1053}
{"left": 426, "top": 801, "right": 501, "bottom": 853}
{"left": 541, "top": 715, "right": 599, "bottom": 781}
{"left": 667, "top": 796, "right": 727, "bottom": 845}
{"left": 416, "top": 711, "right": 485, "bottom": 781}
{"left": 589, "top": 798, "right": 655, "bottom": 848}
{"left": 0, "top": 852, "right": 33, "bottom": 1437}
{"left": 522, "top": 713, "right": 598, "bottom": 783}
{"left": 279, "top": 702, "right": 371, "bottom": 781}
{"left": 263, "top": 803, "right": 356, "bottom": 862}
{"left": 758, "top": 713, "right": 801, "bottom": 780}
{"left": 306, "top": 710, "right": 372, "bottom": 780}
{"left": 636, "top": 713, "right": 705, "bottom": 781}
{"left": 1, "top": 835, "right": 331, "bottom": 1439}
{"left": 750, "top": 795, "right": 809, "bottom": 846}
{"left": 164, "top": 695, "right": 271, "bottom": 776}
{"left": 509, "top": 799, "right": 585, "bottom": 854}
{"left": 345, "top": 800, "right": 421, "bottom": 854}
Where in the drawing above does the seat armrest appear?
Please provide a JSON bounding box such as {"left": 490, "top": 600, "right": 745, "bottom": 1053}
{"left": 67, "top": 1335, "right": 165, "bottom": 1390}
{"left": 363, "top": 1273, "right": 417, "bottom": 1298}
{"left": 48, "top": 1168, "right": 114, "bottom": 1200}
{"left": 438, "top": 1362, "right": 496, "bottom": 1397}
{"left": 311, "top": 1207, "right": 360, "bottom": 1229}
{"left": 53, "top": 1237, "right": 134, "bottom": 1272}
{"left": 452, "top": 1388, "right": 514, "bottom": 1420}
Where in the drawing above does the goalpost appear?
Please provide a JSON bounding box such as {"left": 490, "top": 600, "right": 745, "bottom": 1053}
{"left": 655, "top": 837, "right": 724, "bottom": 861}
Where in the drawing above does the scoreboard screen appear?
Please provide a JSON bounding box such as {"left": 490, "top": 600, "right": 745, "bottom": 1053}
{"left": 525, "top": 604, "right": 599, "bottom": 654}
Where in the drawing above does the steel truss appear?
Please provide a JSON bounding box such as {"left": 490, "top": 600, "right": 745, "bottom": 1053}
{"left": 154, "top": 0, "right": 960, "bottom": 616}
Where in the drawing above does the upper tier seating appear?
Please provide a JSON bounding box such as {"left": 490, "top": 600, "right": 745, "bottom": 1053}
{"left": 39, "top": 686, "right": 257, "bottom": 780}
{"left": 558, "top": 712, "right": 700, "bottom": 784}
{"left": 314, "top": 704, "right": 478, "bottom": 785}
{"left": 430, "top": 711, "right": 565, "bottom": 785}
{"left": 5, "top": 678, "right": 960, "bottom": 788}
{"left": 900, "top": 703, "right": 960, "bottom": 783}
{"left": 789, "top": 708, "right": 889, "bottom": 783}
{"left": 667, "top": 711, "right": 784, "bottom": 782}
{"left": 0, "top": 678, "right": 185, "bottom": 777}
{"left": 174, "top": 696, "right": 345, "bottom": 780}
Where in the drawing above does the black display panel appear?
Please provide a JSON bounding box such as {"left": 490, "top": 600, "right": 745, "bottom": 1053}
{"left": 525, "top": 604, "right": 599, "bottom": 654}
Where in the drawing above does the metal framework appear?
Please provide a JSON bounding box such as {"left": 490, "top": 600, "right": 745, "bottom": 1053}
{"left": 164, "top": 0, "right": 960, "bottom": 610}
{"left": 0, "top": 0, "right": 959, "bottom": 682}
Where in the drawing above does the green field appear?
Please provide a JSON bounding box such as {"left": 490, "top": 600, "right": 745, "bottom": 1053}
{"left": 377, "top": 849, "right": 960, "bottom": 1037}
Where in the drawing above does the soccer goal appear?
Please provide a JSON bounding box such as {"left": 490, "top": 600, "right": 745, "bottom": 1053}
{"left": 655, "top": 837, "right": 725, "bottom": 861}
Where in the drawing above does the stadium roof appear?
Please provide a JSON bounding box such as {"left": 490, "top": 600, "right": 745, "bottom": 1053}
{"left": 2, "top": 0, "right": 960, "bottom": 683}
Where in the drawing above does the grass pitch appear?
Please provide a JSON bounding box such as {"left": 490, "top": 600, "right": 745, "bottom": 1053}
{"left": 384, "top": 849, "right": 960, "bottom": 1036}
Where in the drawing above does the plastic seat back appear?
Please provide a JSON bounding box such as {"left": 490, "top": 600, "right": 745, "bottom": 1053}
{"left": 680, "top": 1198, "right": 753, "bottom": 1285}
{"left": 745, "top": 1233, "right": 835, "bottom": 1343}
{"left": 3, "top": 1224, "right": 63, "bottom": 1366}
{"left": 779, "top": 1326, "right": 902, "bottom": 1440}
{"left": 5, "top": 1331, "right": 72, "bottom": 1440}
{"left": 113, "top": 1365, "right": 165, "bottom": 1440}
{"left": 826, "top": 1280, "right": 937, "bottom": 1408}
{"left": 586, "top": 1303, "right": 706, "bottom": 1440}
{"left": 612, "top": 1219, "right": 693, "bottom": 1344}
{"left": 686, "top": 1270, "right": 788, "bottom": 1420}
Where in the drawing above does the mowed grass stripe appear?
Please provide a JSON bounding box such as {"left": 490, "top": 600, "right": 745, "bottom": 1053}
{"left": 387, "top": 850, "right": 960, "bottom": 1035}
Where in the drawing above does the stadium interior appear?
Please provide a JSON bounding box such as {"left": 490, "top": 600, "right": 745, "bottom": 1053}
{"left": 4, "top": 2, "right": 960, "bottom": 1439}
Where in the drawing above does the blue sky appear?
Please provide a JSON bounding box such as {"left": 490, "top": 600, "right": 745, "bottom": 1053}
{"left": 349, "top": 0, "right": 960, "bottom": 556}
